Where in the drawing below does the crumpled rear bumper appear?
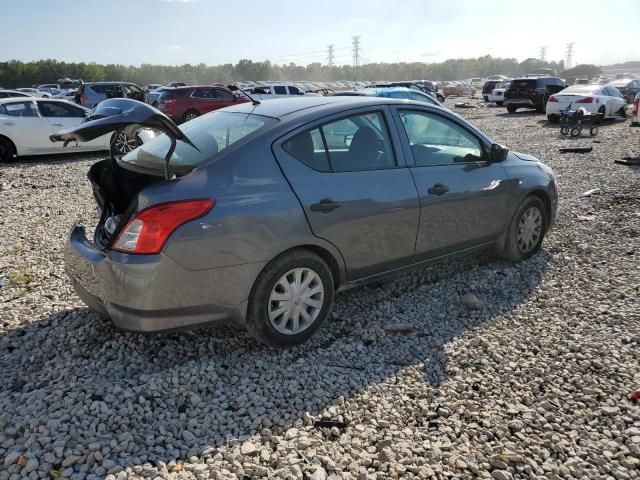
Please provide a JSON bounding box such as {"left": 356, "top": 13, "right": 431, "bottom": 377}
{"left": 65, "top": 224, "right": 265, "bottom": 332}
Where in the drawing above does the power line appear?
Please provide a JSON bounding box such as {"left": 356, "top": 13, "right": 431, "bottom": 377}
{"left": 565, "top": 42, "right": 574, "bottom": 69}
{"left": 327, "top": 45, "right": 335, "bottom": 67}
{"left": 352, "top": 35, "right": 361, "bottom": 68}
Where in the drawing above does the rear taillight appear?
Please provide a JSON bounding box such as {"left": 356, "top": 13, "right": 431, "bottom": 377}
{"left": 633, "top": 99, "right": 638, "bottom": 116}
{"left": 80, "top": 95, "right": 87, "bottom": 103}
{"left": 575, "top": 97, "right": 594, "bottom": 104}
{"left": 548, "top": 95, "right": 558, "bottom": 102}
{"left": 113, "top": 199, "right": 214, "bottom": 255}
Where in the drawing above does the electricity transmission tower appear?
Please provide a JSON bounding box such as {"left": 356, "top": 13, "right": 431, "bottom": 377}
{"left": 327, "top": 45, "right": 335, "bottom": 67}
{"left": 352, "top": 36, "right": 361, "bottom": 68}
{"left": 539, "top": 46, "right": 547, "bottom": 62}
{"left": 565, "top": 43, "right": 574, "bottom": 69}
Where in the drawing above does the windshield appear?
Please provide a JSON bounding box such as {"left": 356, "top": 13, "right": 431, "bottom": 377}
{"left": 121, "top": 111, "right": 277, "bottom": 173}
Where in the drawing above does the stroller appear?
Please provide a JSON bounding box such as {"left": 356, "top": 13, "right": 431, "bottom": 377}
{"left": 559, "top": 104, "right": 603, "bottom": 137}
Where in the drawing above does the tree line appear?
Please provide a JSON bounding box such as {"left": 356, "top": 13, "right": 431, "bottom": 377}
{"left": 0, "top": 56, "right": 567, "bottom": 88}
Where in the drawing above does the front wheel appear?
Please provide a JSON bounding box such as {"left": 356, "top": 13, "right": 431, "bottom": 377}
{"left": 501, "top": 196, "right": 547, "bottom": 262}
{"left": 507, "top": 104, "right": 518, "bottom": 114}
{"left": 246, "top": 249, "right": 334, "bottom": 347}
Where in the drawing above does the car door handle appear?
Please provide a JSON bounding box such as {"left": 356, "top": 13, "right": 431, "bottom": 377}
{"left": 427, "top": 183, "right": 449, "bottom": 196}
{"left": 310, "top": 199, "right": 341, "bottom": 213}
{"left": 52, "top": 123, "right": 64, "bottom": 127}
{"left": 2, "top": 122, "right": 15, "bottom": 126}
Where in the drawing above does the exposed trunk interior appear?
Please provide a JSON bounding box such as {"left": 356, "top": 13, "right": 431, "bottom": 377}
{"left": 88, "top": 158, "right": 163, "bottom": 249}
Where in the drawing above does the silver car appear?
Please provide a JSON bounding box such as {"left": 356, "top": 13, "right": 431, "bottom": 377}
{"left": 54, "top": 97, "right": 557, "bottom": 347}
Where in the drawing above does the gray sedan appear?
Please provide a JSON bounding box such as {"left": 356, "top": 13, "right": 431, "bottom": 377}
{"left": 55, "top": 96, "right": 557, "bottom": 347}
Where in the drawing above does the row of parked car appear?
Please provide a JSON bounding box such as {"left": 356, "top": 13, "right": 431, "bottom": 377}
{"left": 479, "top": 75, "right": 635, "bottom": 122}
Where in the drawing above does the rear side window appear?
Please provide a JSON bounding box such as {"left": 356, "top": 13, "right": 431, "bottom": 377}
{"left": 192, "top": 88, "right": 214, "bottom": 98}
{"left": 89, "top": 84, "right": 107, "bottom": 94}
{"left": 284, "top": 112, "right": 396, "bottom": 172}
{"left": 3, "top": 101, "right": 39, "bottom": 117}
{"left": 274, "top": 86, "right": 287, "bottom": 95}
{"left": 288, "top": 86, "right": 301, "bottom": 95}
{"left": 38, "top": 101, "right": 85, "bottom": 118}
{"left": 510, "top": 79, "right": 537, "bottom": 89}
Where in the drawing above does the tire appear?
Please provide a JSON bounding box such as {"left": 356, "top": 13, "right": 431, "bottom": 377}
{"left": 535, "top": 97, "right": 546, "bottom": 114}
{"left": 496, "top": 101, "right": 503, "bottom": 106}
{"left": 182, "top": 110, "right": 200, "bottom": 123}
{"left": 547, "top": 114, "right": 559, "bottom": 124}
{"left": 590, "top": 126, "right": 598, "bottom": 136}
{"left": 110, "top": 131, "right": 141, "bottom": 157}
{"left": 501, "top": 196, "right": 547, "bottom": 262}
{"left": 560, "top": 126, "right": 569, "bottom": 136}
{"left": 246, "top": 249, "right": 334, "bottom": 347}
{"left": 483, "top": 96, "right": 489, "bottom": 102}
{"left": 570, "top": 127, "right": 581, "bottom": 137}
{"left": 0, "top": 136, "right": 16, "bottom": 163}
{"left": 507, "top": 104, "right": 518, "bottom": 114}
{"left": 598, "top": 106, "right": 606, "bottom": 118}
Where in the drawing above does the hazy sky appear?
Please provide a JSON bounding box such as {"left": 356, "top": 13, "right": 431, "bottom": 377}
{"left": 0, "top": 0, "right": 636, "bottom": 67}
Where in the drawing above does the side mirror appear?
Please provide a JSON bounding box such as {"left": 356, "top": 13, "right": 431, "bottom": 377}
{"left": 490, "top": 143, "right": 509, "bottom": 162}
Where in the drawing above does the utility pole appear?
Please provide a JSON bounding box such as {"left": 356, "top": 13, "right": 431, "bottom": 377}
{"left": 327, "top": 44, "right": 335, "bottom": 67}
{"left": 565, "top": 42, "right": 574, "bottom": 69}
{"left": 539, "top": 46, "right": 547, "bottom": 62}
{"left": 352, "top": 36, "right": 361, "bottom": 68}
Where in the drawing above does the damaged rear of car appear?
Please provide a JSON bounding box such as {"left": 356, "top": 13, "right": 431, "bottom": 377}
{"left": 53, "top": 98, "right": 279, "bottom": 331}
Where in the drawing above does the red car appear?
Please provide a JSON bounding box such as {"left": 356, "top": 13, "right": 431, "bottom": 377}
{"left": 156, "top": 85, "right": 250, "bottom": 123}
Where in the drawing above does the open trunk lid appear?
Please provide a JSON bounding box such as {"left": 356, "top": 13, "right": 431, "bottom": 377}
{"left": 50, "top": 99, "right": 198, "bottom": 249}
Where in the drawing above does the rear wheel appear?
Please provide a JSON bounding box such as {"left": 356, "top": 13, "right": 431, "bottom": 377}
{"left": 0, "top": 137, "right": 16, "bottom": 163}
{"left": 547, "top": 114, "right": 559, "bottom": 123}
{"left": 501, "top": 196, "right": 547, "bottom": 262}
{"left": 570, "top": 127, "right": 581, "bottom": 137}
{"left": 246, "top": 249, "right": 334, "bottom": 347}
{"left": 182, "top": 110, "right": 200, "bottom": 123}
{"left": 507, "top": 104, "right": 518, "bottom": 114}
{"left": 496, "top": 101, "right": 503, "bottom": 106}
{"left": 598, "top": 106, "right": 606, "bottom": 118}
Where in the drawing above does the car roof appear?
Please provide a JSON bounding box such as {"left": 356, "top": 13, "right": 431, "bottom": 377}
{"left": 221, "top": 95, "right": 445, "bottom": 119}
{"left": 0, "top": 97, "right": 83, "bottom": 105}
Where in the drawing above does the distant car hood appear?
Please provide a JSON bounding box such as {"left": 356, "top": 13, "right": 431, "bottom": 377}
{"left": 49, "top": 98, "right": 197, "bottom": 150}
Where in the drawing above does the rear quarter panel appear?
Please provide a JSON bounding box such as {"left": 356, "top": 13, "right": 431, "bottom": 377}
{"left": 147, "top": 141, "right": 345, "bottom": 276}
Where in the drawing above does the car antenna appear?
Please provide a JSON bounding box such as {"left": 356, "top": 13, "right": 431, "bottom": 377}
{"left": 229, "top": 84, "right": 260, "bottom": 105}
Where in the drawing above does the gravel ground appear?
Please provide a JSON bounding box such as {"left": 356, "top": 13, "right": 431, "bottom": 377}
{"left": 1, "top": 104, "right": 639, "bottom": 480}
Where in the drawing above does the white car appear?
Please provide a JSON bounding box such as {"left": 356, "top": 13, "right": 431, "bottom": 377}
{"left": 488, "top": 82, "right": 510, "bottom": 105}
{"left": 0, "top": 98, "right": 154, "bottom": 162}
{"left": 15, "top": 88, "right": 51, "bottom": 98}
{"left": 546, "top": 84, "right": 627, "bottom": 123}
{"left": 52, "top": 89, "right": 78, "bottom": 102}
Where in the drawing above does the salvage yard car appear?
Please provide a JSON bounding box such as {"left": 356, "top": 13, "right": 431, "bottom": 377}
{"left": 545, "top": 84, "right": 628, "bottom": 123}
{"left": 504, "top": 76, "right": 566, "bottom": 113}
{"left": 156, "top": 85, "right": 251, "bottom": 123}
{"left": 53, "top": 97, "right": 557, "bottom": 347}
{"left": 0, "top": 97, "right": 153, "bottom": 162}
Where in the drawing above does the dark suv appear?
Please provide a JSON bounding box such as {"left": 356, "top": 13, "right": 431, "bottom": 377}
{"left": 482, "top": 80, "right": 502, "bottom": 102}
{"left": 504, "top": 77, "right": 566, "bottom": 113}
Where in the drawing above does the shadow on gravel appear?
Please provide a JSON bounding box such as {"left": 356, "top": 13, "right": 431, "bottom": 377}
{"left": 0, "top": 250, "right": 550, "bottom": 473}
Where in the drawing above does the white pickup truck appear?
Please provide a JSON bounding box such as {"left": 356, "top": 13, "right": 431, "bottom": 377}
{"left": 243, "top": 84, "right": 320, "bottom": 101}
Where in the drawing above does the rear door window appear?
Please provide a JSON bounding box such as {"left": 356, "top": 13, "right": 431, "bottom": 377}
{"left": 192, "top": 88, "right": 214, "bottom": 99}
{"left": 3, "top": 101, "right": 39, "bottom": 117}
{"left": 274, "top": 86, "right": 287, "bottom": 95}
{"left": 284, "top": 111, "right": 396, "bottom": 172}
